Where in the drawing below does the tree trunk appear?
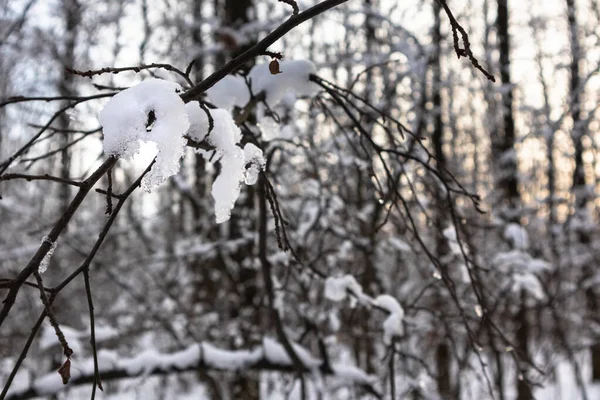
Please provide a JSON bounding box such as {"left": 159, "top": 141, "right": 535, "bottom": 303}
{"left": 494, "top": 0, "right": 519, "bottom": 213}
{"left": 430, "top": 2, "right": 454, "bottom": 397}
{"left": 495, "top": 2, "right": 530, "bottom": 398}
{"left": 516, "top": 292, "right": 532, "bottom": 400}
{"left": 56, "top": 0, "right": 81, "bottom": 213}
{"left": 566, "top": 0, "right": 599, "bottom": 381}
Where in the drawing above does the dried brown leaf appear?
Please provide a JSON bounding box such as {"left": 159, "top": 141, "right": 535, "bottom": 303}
{"left": 58, "top": 358, "right": 71, "bottom": 385}
{"left": 269, "top": 59, "right": 282, "bottom": 75}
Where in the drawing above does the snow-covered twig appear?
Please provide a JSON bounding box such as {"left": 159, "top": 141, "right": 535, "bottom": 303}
{"left": 6, "top": 340, "right": 379, "bottom": 400}
{"left": 181, "top": 0, "right": 350, "bottom": 103}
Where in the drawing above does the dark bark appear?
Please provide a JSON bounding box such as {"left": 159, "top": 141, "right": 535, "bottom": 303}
{"left": 566, "top": 0, "right": 598, "bottom": 380}
{"left": 516, "top": 293, "right": 532, "bottom": 400}
{"left": 431, "top": 3, "right": 454, "bottom": 397}
{"left": 435, "top": 342, "right": 452, "bottom": 398}
{"left": 567, "top": 0, "right": 585, "bottom": 210}
{"left": 56, "top": 0, "right": 81, "bottom": 212}
{"left": 495, "top": 3, "right": 529, "bottom": 398}
{"left": 494, "top": 0, "right": 519, "bottom": 210}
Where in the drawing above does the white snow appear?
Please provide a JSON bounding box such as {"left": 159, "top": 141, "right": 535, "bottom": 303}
{"left": 328, "top": 311, "right": 341, "bottom": 332}
{"left": 511, "top": 273, "right": 545, "bottom": 300}
{"left": 206, "top": 75, "right": 250, "bottom": 111}
{"left": 492, "top": 249, "right": 551, "bottom": 301}
{"left": 373, "top": 294, "right": 404, "bottom": 316}
{"left": 201, "top": 108, "right": 245, "bottom": 223}
{"left": 211, "top": 148, "right": 245, "bottom": 223}
{"left": 206, "top": 108, "right": 242, "bottom": 152}
{"left": 160, "top": 344, "right": 201, "bottom": 369}
{"left": 202, "top": 342, "right": 261, "bottom": 370}
{"left": 388, "top": 237, "right": 411, "bottom": 252}
{"left": 8, "top": 340, "right": 374, "bottom": 399}
{"left": 38, "top": 236, "right": 57, "bottom": 274}
{"left": 373, "top": 295, "right": 405, "bottom": 344}
{"left": 39, "top": 323, "right": 118, "bottom": 355}
{"left": 443, "top": 225, "right": 465, "bottom": 256}
{"left": 381, "top": 313, "right": 403, "bottom": 345}
{"left": 493, "top": 250, "right": 552, "bottom": 274}
{"left": 96, "top": 349, "right": 119, "bottom": 370}
{"left": 98, "top": 78, "right": 189, "bottom": 192}
{"left": 32, "top": 372, "right": 62, "bottom": 396}
{"left": 324, "top": 275, "right": 364, "bottom": 303}
{"left": 249, "top": 60, "right": 319, "bottom": 106}
{"left": 120, "top": 348, "right": 162, "bottom": 375}
{"left": 262, "top": 338, "right": 321, "bottom": 369}
{"left": 186, "top": 108, "right": 266, "bottom": 223}
{"left": 243, "top": 143, "right": 265, "bottom": 185}
{"left": 474, "top": 304, "right": 483, "bottom": 317}
{"left": 40, "top": 324, "right": 82, "bottom": 354}
{"left": 257, "top": 112, "right": 280, "bottom": 141}
{"left": 92, "top": 325, "right": 118, "bottom": 342}
{"left": 331, "top": 364, "right": 373, "bottom": 384}
{"left": 504, "top": 223, "right": 529, "bottom": 250}
{"left": 184, "top": 101, "right": 210, "bottom": 142}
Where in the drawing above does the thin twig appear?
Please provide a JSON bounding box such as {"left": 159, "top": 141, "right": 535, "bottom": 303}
{"left": 0, "top": 157, "right": 117, "bottom": 329}
{"left": 32, "top": 272, "right": 73, "bottom": 358}
{"left": 436, "top": 0, "right": 495, "bottom": 81}
{"left": 279, "top": 0, "right": 300, "bottom": 15}
{"left": 66, "top": 63, "right": 193, "bottom": 87}
{"left": 0, "top": 298, "right": 54, "bottom": 400}
{"left": 0, "top": 173, "right": 83, "bottom": 187}
{"left": 83, "top": 268, "right": 103, "bottom": 396}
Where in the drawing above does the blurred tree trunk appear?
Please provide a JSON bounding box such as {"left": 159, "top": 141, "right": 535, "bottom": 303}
{"left": 358, "top": 0, "right": 379, "bottom": 375}
{"left": 191, "top": 0, "right": 209, "bottom": 224}
{"left": 56, "top": 0, "right": 81, "bottom": 213}
{"left": 566, "top": 0, "right": 599, "bottom": 382}
{"left": 495, "top": 1, "right": 530, "bottom": 399}
{"left": 567, "top": 0, "right": 586, "bottom": 219}
{"left": 515, "top": 290, "right": 532, "bottom": 400}
{"left": 222, "top": 2, "right": 259, "bottom": 399}
{"left": 430, "top": 1, "right": 453, "bottom": 397}
{"left": 494, "top": 0, "right": 518, "bottom": 212}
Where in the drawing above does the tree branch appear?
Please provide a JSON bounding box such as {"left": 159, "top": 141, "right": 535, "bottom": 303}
{"left": 0, "top": 157, "right": 117, "bottom": 329}
{"left": 6, "top": 340, "right": 379, "bottom": 400}
{"left": 180, "top": 0, "right": 349, "bottom": 103}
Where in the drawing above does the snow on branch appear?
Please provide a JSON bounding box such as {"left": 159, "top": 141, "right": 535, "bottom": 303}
{"left": 324, "top": 275, "right": 405, "bottom": 345}
{"left": 6, "top": 339, "right": 378, "bottom": 400}
{"left": 180, "top": 0, "right": 350, "bottom": 102}
{"left": 99, "top": 78, "right": 189, "bottom": 192}
{"left": 184, "top": 104, "right": 266, "bottom": 223}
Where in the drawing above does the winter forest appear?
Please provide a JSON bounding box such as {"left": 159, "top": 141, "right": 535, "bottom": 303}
{"left": 0, "top": 0, "right": 599, "bottom": 399}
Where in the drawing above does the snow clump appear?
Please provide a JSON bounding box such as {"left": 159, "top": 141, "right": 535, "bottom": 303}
{"left": 206, "top": 75, "right": 250, "bottom": 112}
{"left": 184, "top": 105, "right": 265, "bottom": 223}
{"left": 324, "top": 275, "right": 365, "bottom": 305}
{"left": 98, "top": 78, "right": 189, "bottom": 192}
{"left": 249, "top": 60, "right": 320, "bottom": 106}
{"left": 373, "top": 295, "right": 405, "bottom": 344}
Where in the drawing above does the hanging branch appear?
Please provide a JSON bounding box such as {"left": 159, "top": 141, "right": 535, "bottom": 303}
{"left": 436, "top": 0, "right": 496, "bottom": 82}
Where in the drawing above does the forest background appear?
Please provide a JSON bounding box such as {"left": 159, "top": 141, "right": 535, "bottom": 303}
{"left": 1, "top": 0, "right": 600, "bottom": 399}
